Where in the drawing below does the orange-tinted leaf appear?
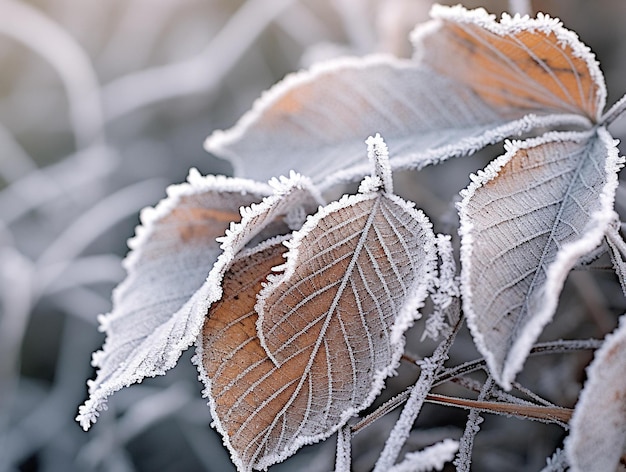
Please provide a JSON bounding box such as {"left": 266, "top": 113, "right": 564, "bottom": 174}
{"left": 415, "top": 5, "right": 605, "bottom": 120}
{"left": 197, "top": 239, "right": 304, "bottom": 471}
{"left": 205, "top": 6, "right": 601, "bottom": 189}
{"left": 197, "top": 136, "right": 437, "bottom": 471}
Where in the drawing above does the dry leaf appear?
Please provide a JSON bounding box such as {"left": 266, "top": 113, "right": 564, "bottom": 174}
{"left": 416, "top": 5, "right": 605, "bottom": 120}
{"left": 196, "top": 135, "right": 437, "bottom": 471}
{"left": 459, "top": 128, "right": 623, "bottom": 388}
{"left": 205, "top": 5, "right": 600, "bottom": 190}
{"left": 76, "top": 170, "right": 271, "bottom": 430}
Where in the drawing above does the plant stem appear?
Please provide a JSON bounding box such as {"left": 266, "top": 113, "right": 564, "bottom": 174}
{"left": 601, "top": 93, "right": 626, "bottom": 126}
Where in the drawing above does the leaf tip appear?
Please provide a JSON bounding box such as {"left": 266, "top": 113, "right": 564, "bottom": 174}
{"left": 364, "top": 133, "right": 393, "bottom": 194}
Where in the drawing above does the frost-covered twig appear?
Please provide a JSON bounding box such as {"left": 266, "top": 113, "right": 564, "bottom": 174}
{"left": 453, "top": 376, "right": 493, "bottom": 472}
{"left": 334, "top": 425, "right": 352, "bottom": 472}
{"left": 422, "top": 234, "right": 460, "bottom": 341}
{"left": 373, "top": 318, "right": 461, "bottom": 471}
{"left": 425, "top": 393, "right": 572, "bottom": 424}
{"left": 388, "top": 438, "right": 459, "bottom": 472}
{"left": 352, "top": 339, "right": 602, "bottom": 436}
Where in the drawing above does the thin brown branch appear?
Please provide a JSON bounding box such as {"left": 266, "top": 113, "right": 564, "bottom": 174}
{"left": 424, "top": 393, "right": 572, "bottom": 424}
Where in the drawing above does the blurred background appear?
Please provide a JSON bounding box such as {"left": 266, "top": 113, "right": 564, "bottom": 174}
{"left": 1, "top": 0, "right": 626, "bottom": 471}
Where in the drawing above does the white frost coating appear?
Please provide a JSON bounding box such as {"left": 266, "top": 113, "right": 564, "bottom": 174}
{"left": 207, "top": 171, "right": 323, "bottom": 298}
{"left": 335, "top": 426, "right": 352, "bottom": 472}
{"left": 257, "top": 183, "right": 437, "bottom": 356}
{"left": 388, "top": 439, "right": 459, "bottom": 472}
{"left": 453, "top": 378, "right": 492, "bottom": 472}
{"left": 76, "top": 170, "right": 272, "bottom": 430}
{"left": 366, "top": 133, "right": 393, "bottom": 194}
{"left": 565, "top": 315, "right": 626, "bottom": 472}
{"left": 422, "top": 234, "right": 459, "bottom": 341}
{"left": 458, "top": 128, "right": 624, "bottom": 389}
{"left": 204, "top": 45, "right": 589, "bottom": 190}
{"left": 123, "top": 168, "right": 271, "bottom": 272}
{"left": 256, "top": 177, "right": 437, "bottom": 364}
{"left": 417, "top": 4, "right": 606, "bottom": 120}
{"left": 249, "top": 161, "right": 436, "bottom": 469}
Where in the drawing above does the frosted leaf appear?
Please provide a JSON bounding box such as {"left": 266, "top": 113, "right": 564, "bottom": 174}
{"left": 459, "top": 128, "right": 624, "bottom": 389}
{"left": 195, "top": 239, "right": 290, "bottom": 472}
{"left": 388, "top": 439, "right": 459, "bottom": 472}
{"left": 210, "top": 171, "right": 323, "bottom": 279}
{"left": 198, "top": 171, "right": 323, "bottom": 342}
{"left": 76, "top": 169, "right": 272, "bottom": 430}
{"left": 564, "top": 315, "right": 626, "bottom": 472}
{"left": 199, "top": 139, "right": 437, "bottom": 470}
{"left": 418, "top": 4, "right": 606, "bottom": 121}
{"left": 256, "top": 150, "right": 437, "bottom": 369}
{"left": 606, "top": 218, "right": 626, "bottom": 297}
{"left": 204, "top": 5, "right": 599, "bottom": 190}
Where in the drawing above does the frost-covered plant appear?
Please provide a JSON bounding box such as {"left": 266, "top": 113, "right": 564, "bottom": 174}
{"left": 77, "top": 4, "right": 626, "bottom": 471}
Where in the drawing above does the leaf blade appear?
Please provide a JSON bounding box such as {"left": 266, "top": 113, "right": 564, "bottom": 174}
{"left": 459, "top": 128, "right": 623, "bottom": 388}
{"left": 205, "top": 5, "right": 601, "bottom": 189}
{"left": 76, "top": 170, "right": 271, "bottom": 430}
{"left": 197, "top": 138, "right": 437, "bottom": 470}
{"left": 418, "top": 5, "right": 606, "bottom": 120}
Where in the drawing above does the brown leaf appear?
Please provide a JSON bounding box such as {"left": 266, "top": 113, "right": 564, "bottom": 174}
{"left": 418, "top": 5, "right": 605, "bottom": 120}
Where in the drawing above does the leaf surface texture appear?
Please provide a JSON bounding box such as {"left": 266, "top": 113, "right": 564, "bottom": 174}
{"left": 197, "top": 145, "right": 437, "bottom": 470}
{"left": 76, "top": 171, "right": 271, "bottom": 430}
{"left": 205, "top": 5, "right": 602, "bottom": 189}
{"left": 459, "top": 128, "right": 622, "bottom": 388}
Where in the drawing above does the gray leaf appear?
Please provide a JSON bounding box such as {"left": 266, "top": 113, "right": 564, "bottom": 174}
{"left": 458, "top": 128, "right": 623, "bottom": 388}
{"left": 205, "top": 5, "right": 602, "bottom": 190}
{"left": 76, "top": 170, "right": 271, "bottom": 430}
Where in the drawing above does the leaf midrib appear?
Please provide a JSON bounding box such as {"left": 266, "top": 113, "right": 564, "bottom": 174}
{"left": 508, "top": 134, "right": 595, "bottom": 348}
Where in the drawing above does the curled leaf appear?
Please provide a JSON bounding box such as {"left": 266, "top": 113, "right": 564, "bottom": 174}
{"left": 196, "top": 136, "right": 437, "bottom": 471}
{"left": 195, "top": 239, "right": 290, "bottom": 472}
{"left": 76, "top": 170, "right": 271, "bottom": 430}
{"left": 459, "top": 128, "right": 623, "bottom": 388}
